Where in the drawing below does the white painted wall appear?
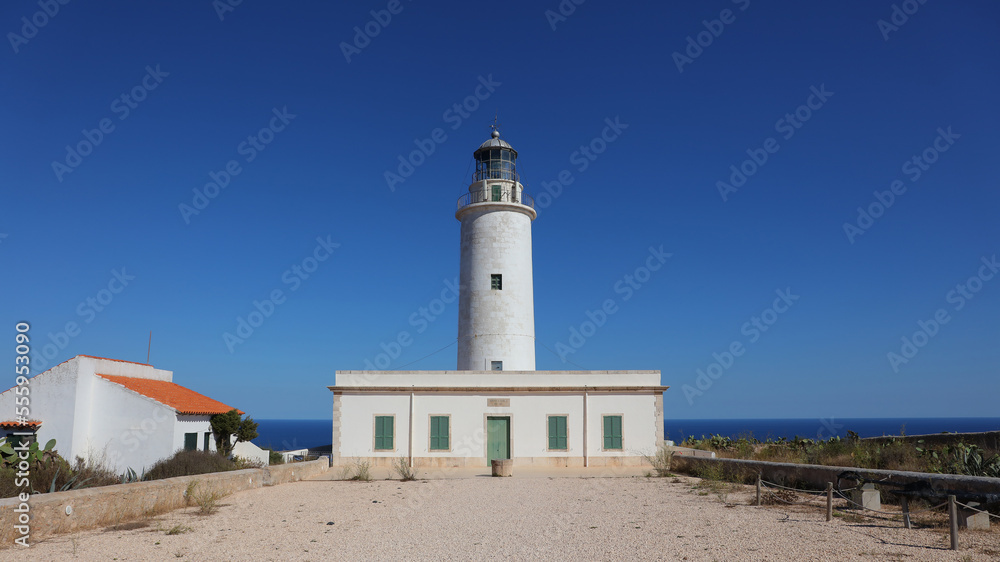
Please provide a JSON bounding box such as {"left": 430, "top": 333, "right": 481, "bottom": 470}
{"left": 173, "top": 415, "right": 215, "bottom": 453}
{"left": 336, "top": 370, "right": 661, "bottom": 388}
{"left": 0, "top": 358, "right": 80, "bottom": 461}
{"left": 338, "top": 394, "right": 411, "bottom": 458}
{"left": 456, "top": 185, "right": 536, "bottom": 371}
{"left": 87, "top": 377, "right": 177, "bottom": 472}
{"left": 232, "top": 440, "right": 270, "bottom": 466}
{"left": 334, "top": 389, "right": 661, "bottom": 461}
{"left": 586, "top": 394, "right": 659, "bottom": 458}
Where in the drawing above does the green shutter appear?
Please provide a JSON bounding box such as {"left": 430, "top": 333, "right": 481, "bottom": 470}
{"left": 375, "top": 416, "right": 394, "bottom": 450}
{"left": 203, "top": 432, "right": 211, "bottom": 451}
{"left": 603, "top": 416, "right": 622, "bottom": 449}
{"left": 184, "top": 433, "right": 197, "bottom": 451}
{"left": 549, "top": 416, "right": 567, "bottom": 450}
{"left": 430, "top": 416, "right": 449, "bottom": 451}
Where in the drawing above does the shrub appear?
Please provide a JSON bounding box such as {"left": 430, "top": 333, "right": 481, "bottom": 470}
{"left": 231, "top": 455, "right": 265, "bottom": 470}
{"left": 340, "top": 459, "right": 372, "bottom": 482}
{"left": 643, "top": 444, "right": 674, "bottom": 477}
{"left": 144, "top": 450, "right": 237, "bottom": 481}
{"left": 392, "top": 457, "right": 416, "bottom": 481}
{"left": 267, "top": 450, "right": 285, "bottom": 465}
{"left": 193, "top": 489, "right": 226, "bottom": 515}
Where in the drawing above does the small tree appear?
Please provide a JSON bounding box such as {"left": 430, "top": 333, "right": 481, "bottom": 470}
{"left": 210, "top": 409, "right": 258, "bottom": 457}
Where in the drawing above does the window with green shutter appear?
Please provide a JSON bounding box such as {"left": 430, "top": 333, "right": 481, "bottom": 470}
{"left": 491, "top": 184, "right": 501, "bottom": 201}
{"left": 184, "top": 432, "right": 197, "bottom": 451}
{"left": 603, "top": 415, "right": 623, "bottom": 450}
{"left": 429, "top": 415, "right": 450, "bottom": 451}
{"left": 374, "top": 415, "right": 394, "bottom": 450}
{"left": 203, "top": 432, "right": 212, "bottom": 451}
{"left": 548, "top": 415, "right": 568, "bottom": 450}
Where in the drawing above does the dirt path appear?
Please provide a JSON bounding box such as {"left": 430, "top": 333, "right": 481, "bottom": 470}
{"left": 15, "top": 475, "right": 1000, "bottom": 561}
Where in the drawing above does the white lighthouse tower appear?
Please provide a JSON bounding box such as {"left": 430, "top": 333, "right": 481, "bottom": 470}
{"left": 456, "top": 129, "right": 536, "bottom": 371}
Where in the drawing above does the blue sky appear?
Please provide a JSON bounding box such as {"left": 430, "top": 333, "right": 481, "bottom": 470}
{"left": 2, "top": 1, "right": 998, "bottom": 420}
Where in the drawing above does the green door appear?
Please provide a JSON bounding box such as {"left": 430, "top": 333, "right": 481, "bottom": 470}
{"left": 487, "top": 416, "right": 510, "bottom": 463}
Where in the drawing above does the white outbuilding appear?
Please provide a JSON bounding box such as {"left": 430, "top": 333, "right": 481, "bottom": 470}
{"left": 0, "top": 355, "right": 267, "bottom": 473}
{"left": 330, "top": 130, "right": 668, "bottom": 468}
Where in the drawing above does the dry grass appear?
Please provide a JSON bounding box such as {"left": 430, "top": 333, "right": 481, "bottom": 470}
{"left": 392, "top": 457, "right": 417, "bottom": 481}
{"left": 340, "top": 460, "right": 372, "bottom": 482}
{"left": 193, "top": 489, "right": 226, "bottom": 515}
{"left": 166, "top": 524, "right": 193, "bottom": 535}
{"left": 643, "top": 444, "right": 675, "bottom": 477}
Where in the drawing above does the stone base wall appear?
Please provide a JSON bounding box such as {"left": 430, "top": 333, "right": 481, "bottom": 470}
{"left": 0, "top": 458, "right": 329, "bottom": 546}
{"left": 334, "top": 455, "right": 651, "bottom": 469}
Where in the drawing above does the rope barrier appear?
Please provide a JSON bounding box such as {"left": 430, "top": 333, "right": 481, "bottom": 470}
{"left": 759, "top": 486, "right": 825, "bottom": 507}
{"left": 756, "top": 479, "right": 954, "bottom": 518}
{"left": 759, "top": 483, "right": 828, "bottom": 506}
{"left": 760, "top": 480, "right": 829, "bottom": 496}
{"left": 833, "top": 490, "right": 948, "bottom": 516}
{"left": 955, "top": 500, "right": 1000, "bottom": 521}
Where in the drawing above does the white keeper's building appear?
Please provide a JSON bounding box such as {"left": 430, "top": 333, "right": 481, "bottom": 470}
{"left": 0, "top": 355, "right": 268, "bottom": 473}
{"left": 330, "top": 130, "right": 667, "bottom": 468}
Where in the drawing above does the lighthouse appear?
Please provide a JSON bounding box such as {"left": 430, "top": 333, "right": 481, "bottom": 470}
{"left": 331, "top": 127, "right": 666, "bottom": 468}
{"left": 456, "top": 129, "right": 536, "bottom": 371}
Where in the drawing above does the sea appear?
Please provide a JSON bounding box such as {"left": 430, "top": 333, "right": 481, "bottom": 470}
{"left": 252, "top": 417, "right": 1000, "bottom": 451}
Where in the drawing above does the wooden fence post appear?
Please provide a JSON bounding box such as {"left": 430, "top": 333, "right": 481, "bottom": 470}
{"left": 900, "top": 497, "right": 911, "bottom": 529}
{"left": 755, "top": 474, "right": 761, "bottom": 506}
{"left": 948, "top": 495, "right": 958, "bottom": 551}
{"left": 826, "top": 482, "right": 833, "bottom": 522}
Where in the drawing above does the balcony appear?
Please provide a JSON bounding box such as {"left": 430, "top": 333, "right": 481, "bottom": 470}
{"left": 457, "top": 189, "right": 535, "bottom": 212}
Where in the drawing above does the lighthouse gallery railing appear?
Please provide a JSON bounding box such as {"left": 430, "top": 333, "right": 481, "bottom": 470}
{"left": 456, "top": 190, "right": 535, "bottom": 211}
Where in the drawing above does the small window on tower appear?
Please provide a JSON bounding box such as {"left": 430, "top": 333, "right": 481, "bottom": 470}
{"left": 491, "top": 274, "right": 502, "bottom": 290}
{"left": 491, "top": 361, "right": 503, "bottom": 371}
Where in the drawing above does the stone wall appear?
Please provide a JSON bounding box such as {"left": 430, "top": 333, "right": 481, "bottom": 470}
{"left": 864, "top": 431, "right": 1000, "bottom": 451}
{"left": 672, "top": 455, "right": 1000, "bottom": 497}
{"left": 0, "top": 457, "right": 329, "bottom": 546}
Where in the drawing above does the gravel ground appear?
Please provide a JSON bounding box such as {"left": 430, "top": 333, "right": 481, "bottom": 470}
{"left": 13, "top": 475, "right": 1000, "bottom": 561}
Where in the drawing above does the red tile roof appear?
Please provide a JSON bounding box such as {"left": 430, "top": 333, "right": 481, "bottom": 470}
{"left": 96, "top": 374, "right": 243, "bottom": 416}
{"left": 0, "top": 420, "right": 41, "bottom": 430}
